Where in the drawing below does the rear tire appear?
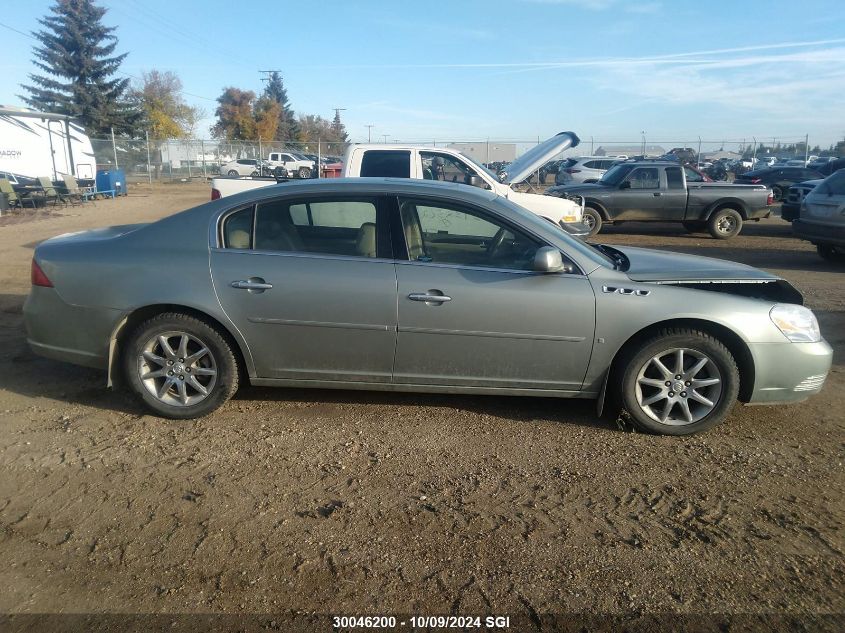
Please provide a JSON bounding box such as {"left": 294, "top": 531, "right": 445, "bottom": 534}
{"left": 124, "top": 313, "right": 239, "bottom": 419}
{"left": 583, "top": 206, "right": 603, "bottom": 236}
{"left": 227, "top": 170, "right": 239, "bottom": 176}
{"left": 617, "top": 328, "right": 740, "bottom": 435}
{"left": 707, "top": 208, "right": 743, "bottom": 239}
{"left": 817, "top": 244, "right": 845, "bottom": 263}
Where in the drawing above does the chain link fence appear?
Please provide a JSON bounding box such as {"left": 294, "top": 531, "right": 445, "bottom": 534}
{"left": 90, "top": 135, "right": 823, "bottom": 182}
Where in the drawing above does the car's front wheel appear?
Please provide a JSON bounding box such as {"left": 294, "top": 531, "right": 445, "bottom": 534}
{"left": 818, "top": 244, "right": 845, "bottom": 263}
{"left": 618, "top": 328, "right": 740, "bottom": 435}
{"left": 582, "top": 206, "right": 603, "bottom": 236}
{"left": 124, "top": 313, "right": 239, "bottom": 419}
{"left": 227, "top": 170, "right": 239, "bottom": 176}
{"left": 298, "top": 166, "right": 311, "bottom": 179}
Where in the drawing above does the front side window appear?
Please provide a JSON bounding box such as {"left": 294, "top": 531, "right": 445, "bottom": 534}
{"left": 420, "top": 152, "right": 478, "bottom": 184}
{"left": 281, "top": 154, "right": 294, "bottom": 162}
{"left": 820, "top": 170, "right": 845, "bottom": 196}
{"left": 398, "top": 198, "right": 542, "bottom": 271}
{"left": 625, "top": 167, "right": 660, "bottom": 189}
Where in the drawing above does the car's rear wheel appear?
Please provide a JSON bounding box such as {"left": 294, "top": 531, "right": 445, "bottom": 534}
{"left": 817, "top": 244, "right": 845, "bottom": 263}
{"left": 618, "top": 328, "right": 740, "bottom": 435}
{"left": 682, "top": 221, "right": 706, "bottom": 233}
{"left": 298, "top": 166, "right": 311, "bottom": 179}
{"left": 583, "top": 206, "right": 603, "bottom": 236}
{"left": 125, "top": 313, "right": 239, "bottom": 419}
{"left": 707, "top": 208, "right": 743, "bottom": 239}
{"left": 227, "top": 170, "right": 239, "bottom": 176}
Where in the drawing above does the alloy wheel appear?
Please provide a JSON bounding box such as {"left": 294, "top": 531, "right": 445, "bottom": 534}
{"left": 634, "top": 347, "right": 723, "bottom": 425}
{"left": 137, "top": 331, "right": 217, "bottom": 407}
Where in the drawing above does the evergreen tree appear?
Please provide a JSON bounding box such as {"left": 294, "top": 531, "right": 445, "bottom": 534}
{"left": 261, "top": 72, "right": 298, "bottom": 141}
{"left": 19, "top": 0, "right": 139, "bottom": 136}
{"left": 331, "top": 110, "right": 349, "bottom": 143}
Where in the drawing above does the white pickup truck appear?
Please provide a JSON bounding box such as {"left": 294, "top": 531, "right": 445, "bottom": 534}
{"left": 267, "top": 151, "right": 314, "bottom": 179}
{"left": 341, "top": 132, "right": 584, "bottom": 227}
{"left": 210, "top": 132, "right": 586, "bottom": 231}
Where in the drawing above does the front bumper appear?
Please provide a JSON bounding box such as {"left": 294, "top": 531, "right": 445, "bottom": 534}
{"left": 780, "top": 202, "right": 800, "bottom": 222}
{"left": 747, "top": 339, "right": 833, "bottom": 404}
{"left": 23, "top": 286, "right": 122, "bottom": 370}
{"left": 793, "top": 219, "right": 845, "bottom": 247}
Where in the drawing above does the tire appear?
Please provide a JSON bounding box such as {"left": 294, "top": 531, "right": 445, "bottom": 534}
{"left": 817, "top": 244, "right": 845, "bottom": 263}
{"left": 227, "top": 170, "right": 239, "bottom": 176}
{"left": 707, "top": 208, "right": 743, "bottom": 239}
{"left": 617, "top": 328, "right": 740, "bottom": 435}
{"left": 298, "top": 166, "right": 311, "bottom": 179}
{"left": 682, "top": 221, "right": 706, "bottom": 233}
{"left": 124, "top": 313, "right": 239, "bottom": 419}
{"left": 250, "top": 171, "right": 259, "bottom": 177}
{"left": 771, "top": 185, "right": 784, "bottom": 202}
{"left": 582, "top": 206, "right": 603, "bottom": 236}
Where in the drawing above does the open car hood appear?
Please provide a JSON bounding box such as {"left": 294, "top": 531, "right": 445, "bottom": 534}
{"left": 615, "top": 245, "right": 803, "bottom": 304}
{"left": 498, "top": 131, "right": 580, "bottom": 185}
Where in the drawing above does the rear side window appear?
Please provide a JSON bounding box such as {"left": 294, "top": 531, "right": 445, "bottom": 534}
{"left": 583, "top": 161, "right": 600, "bottom": 169}
{"left": 360, "top": 151, "right": 411, "bottom": 178}
{"left": 820, "top": 170, "right": 845, "bottom": 196}
{"left": 666, "top": 167, "right": 684, "bottom": 189}
{"left": 222, "top": 206, "right": 254, "bottom": 249}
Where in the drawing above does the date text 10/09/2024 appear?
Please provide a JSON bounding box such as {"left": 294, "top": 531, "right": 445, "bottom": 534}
{"left": 332, "top": 615, "right": 511, "bottom": 629}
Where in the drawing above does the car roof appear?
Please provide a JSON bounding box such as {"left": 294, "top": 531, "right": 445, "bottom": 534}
{"left": 212, "top": 177, "right": 501, "bottom": 207}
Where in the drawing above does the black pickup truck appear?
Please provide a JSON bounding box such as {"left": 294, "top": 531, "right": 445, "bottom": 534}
{"left": 546, "top": 161, "right": 774, "bottom": 238}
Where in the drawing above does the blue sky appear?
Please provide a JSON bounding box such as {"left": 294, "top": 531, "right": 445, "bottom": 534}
{"left": 1, "top": 0, "right": 844, "bottom": 148}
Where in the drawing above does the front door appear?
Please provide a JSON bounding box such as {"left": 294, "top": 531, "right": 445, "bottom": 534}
{"left": 613, "top": 166, "right": 668, "bottom": 220}
{"left": 392, "top": 197, "right": 596, "bottom": 390}
{"left": 210, "top": 195, "right": 397, "bottom": 382}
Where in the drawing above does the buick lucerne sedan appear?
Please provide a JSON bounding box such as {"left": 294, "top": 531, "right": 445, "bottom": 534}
{"left": 24, "top": 178, "right": 832, "bottom": 435}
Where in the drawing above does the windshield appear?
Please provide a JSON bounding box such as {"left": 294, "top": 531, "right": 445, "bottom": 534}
{"left": 599, "top": 163, "right": 636, "bottom": 186}
{"left": 457, "top": 152, "right": 496, "bottom": 178}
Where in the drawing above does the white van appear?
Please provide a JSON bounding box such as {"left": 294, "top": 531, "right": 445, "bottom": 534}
{"left": 341, "top": 132, "right": 586, "bottom": 229}
{"left": 0, "top": 106, "right": 96, "bottom": 181}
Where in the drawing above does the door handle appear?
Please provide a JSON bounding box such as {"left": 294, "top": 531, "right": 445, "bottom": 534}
{"left": 408, "top": 292, "right": 451, "bottom": 303}
{"left": 653, "top": 192, "right": 662, "bottom": 197}
{"left": 231, "top": 279, "right": 273, "bottom": 291}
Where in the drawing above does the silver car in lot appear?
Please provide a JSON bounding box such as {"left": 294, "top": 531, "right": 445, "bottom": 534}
{"left": 24, "top": 178, "right": 832, "bottom": 435}
{"left": 555, "top": 156, "right": 622, "bottom": 185}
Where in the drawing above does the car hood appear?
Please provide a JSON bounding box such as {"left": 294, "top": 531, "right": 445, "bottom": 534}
{"left": 498, "top": 131, "right": 580, "bottom": 185}
{"left": 611, "top": 245, "right": 803, "bottom": 303}
{"left": 617, "top": 245, "right": 777, "bottom": 282}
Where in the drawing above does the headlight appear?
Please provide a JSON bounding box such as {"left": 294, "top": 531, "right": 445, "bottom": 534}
{"left": 770, "top": 304, "right": 821, "bottom": 343}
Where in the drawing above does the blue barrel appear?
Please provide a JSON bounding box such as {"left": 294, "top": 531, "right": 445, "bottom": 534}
{"left": 95, "top": 169, "right": 127, "bottom": 196}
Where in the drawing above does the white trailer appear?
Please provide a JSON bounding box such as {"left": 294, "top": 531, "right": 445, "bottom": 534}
{"left": 0, "top": 106, "right": 96, "bottom": 181}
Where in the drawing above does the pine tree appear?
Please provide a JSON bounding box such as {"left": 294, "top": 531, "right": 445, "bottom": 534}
{"left": 19, "top": 0, "right": 139, "bottom": 136}
{"left": 331, "top": 110, "right": 349, "bottom": 143}
{"left": 261, "top": 72, "right": 299, "bottom": 141}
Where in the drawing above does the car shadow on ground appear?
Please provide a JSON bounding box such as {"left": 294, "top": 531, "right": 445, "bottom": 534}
{"left": 599, "top": 220, "right": 796, "bottom": 240}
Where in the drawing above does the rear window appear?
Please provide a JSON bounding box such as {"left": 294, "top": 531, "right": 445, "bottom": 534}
{"left": 360, "top": 150, "right": 411, "bottom": 178}
{"left": 819, "top": 170, "right": 845, "bottom": 196}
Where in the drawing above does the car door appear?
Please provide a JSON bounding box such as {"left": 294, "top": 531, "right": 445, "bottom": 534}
{"left": 612, "top": 166, "right": 668, "bottom": 220}
{"left": 210, "top": 195, "right": 398, "bottom": 382}
{"left": 391, "top": 196, "right": 595, "bottom": 390}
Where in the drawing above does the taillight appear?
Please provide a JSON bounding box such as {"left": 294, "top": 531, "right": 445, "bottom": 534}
{"left": 211, "top": 188, "right": 221, "bottom": 200}
{"left": 31, "top": 259, "right": 53, "bottom": 287}
{"left": 767, "top": 192, "right": 774, "bottom": 205}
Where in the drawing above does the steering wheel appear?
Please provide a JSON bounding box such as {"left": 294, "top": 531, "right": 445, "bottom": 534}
{"left": 487, "top": 227, "right": 507, "bottom": 259}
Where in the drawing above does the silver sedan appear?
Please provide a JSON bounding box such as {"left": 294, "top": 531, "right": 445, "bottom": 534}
{"left": 24, "top": 178, "right": 832, "bottom": 435}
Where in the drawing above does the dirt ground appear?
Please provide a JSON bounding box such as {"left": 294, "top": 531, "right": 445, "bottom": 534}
{"left": 0, "top": 182, "right": 842, "bottom": 629}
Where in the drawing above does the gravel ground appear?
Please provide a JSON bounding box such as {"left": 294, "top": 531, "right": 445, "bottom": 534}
{"left": 0, "top": 182, "right": 842, "bottom": 629}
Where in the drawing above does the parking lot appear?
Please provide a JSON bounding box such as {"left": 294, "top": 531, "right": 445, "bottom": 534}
{"left": 0, "top": 183, "right": 842, "bottom": 624}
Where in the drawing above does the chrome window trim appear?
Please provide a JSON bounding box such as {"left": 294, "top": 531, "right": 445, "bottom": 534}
{"left": 394, "top": 258, "right": 587, "bottom": 278}
{"left": 210, "top": 246, "right": 396, "bottom": 265}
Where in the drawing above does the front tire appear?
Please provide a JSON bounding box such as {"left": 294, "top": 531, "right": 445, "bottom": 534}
{"left": 817, "top": 244, "right": 845, "bottom": 263}
{"left": 124, "top": 313, "right": 239, "bottom": 419}
{"left": 617, "top": 328, "right": 740, "bottom": 435}
{"left": 583, "top": 206, "right": 603, "bottom": 236}
{"left": 707, "top": 208, "right": 743, "bottom": 239}
{"left": 298, "top": 166, "right": 311, "bottom": 179}
{"left": 227, "top": 170, "right": 239, "bottom": 176}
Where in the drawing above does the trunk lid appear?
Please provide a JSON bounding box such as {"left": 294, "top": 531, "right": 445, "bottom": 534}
{"left": 498, "top": 132, "right": 580, "bottom": 185}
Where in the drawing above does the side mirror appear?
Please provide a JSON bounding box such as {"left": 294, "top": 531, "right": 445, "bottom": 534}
{"left": 619, "top": 181, "right": 631, "bottom": 189}
{"left": 533, "top": 246, "right": 566, "bottom": 273}
{"left": 465, "top": 174, "right": 483, "bottom": 188}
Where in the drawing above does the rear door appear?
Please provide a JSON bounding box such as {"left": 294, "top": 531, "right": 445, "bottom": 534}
{"left": 210, "top": 195, "right": 398, "bottom": 382}
{"left": 391, "top": 196, "right": 595, "bottom": 390}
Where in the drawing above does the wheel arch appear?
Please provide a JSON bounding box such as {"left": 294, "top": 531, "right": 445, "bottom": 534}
{"left": 704, "top": 198, "right": 749, "bottom": 220}
{"left": 583, "top": 198, "right": 610, "bottom": 219}
{"left": 597, "top": 317, "right": 755, "bottom": 416}
{"left": 107, "top": 303, "right": 254, "bottom": 388}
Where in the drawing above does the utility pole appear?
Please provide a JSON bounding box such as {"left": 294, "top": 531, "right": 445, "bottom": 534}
{"left": 382, "top": 134, "right": 389, "bottom": 144}
{"left": 365, "top": 125, "right": 374, "bottom": 143}
{"left": 259, "top": 70, "right": 283, "bottom": 83}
